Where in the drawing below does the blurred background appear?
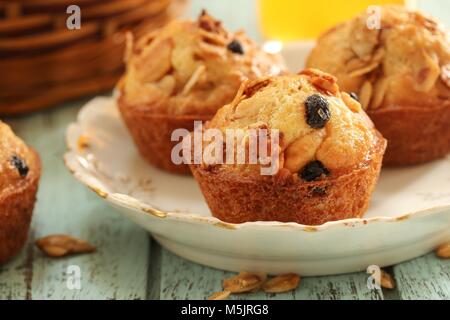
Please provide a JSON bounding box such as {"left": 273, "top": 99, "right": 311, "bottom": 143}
{"left": 189, "top": 0, "right": 449, "bottom": 41}
{"left": 0, "top": 0, "right": 448, "bottom": 115}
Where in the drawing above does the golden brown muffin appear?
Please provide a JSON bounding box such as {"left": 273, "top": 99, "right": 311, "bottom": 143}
{"left": 190, "top": 69, "right": 386, "bottom": 225}
{"left": 0, "top": 121, "right": 41, "bottom": 264}
{"left": 307, "top": 5, "right": 450, "bottom": 166}
{"left": 118, "top": 11, "right": 285, "bottom": 174}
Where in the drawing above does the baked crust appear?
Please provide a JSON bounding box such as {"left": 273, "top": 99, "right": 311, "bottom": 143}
{"left": 306, "top": 5, "right": 450, "bottom": 165}
{"left": 190, "top": 132, "right": 386, "bottom": 225}
{"left": 0, "top": 148, "right": 40, "bottom": 264}
{"left": 368, "top": 102, "right": 450, "bottom": 166}
{"left": 119, "top": 97, "right": 211, "bottom": 174}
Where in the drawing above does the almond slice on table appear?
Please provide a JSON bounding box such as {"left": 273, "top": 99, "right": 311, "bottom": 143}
{"left": 208, "top": 291, "right": 231, "bottom": 300}
{"left": 380, "top": 269, "right": 396, "bottom": 289}
{"left": 223, "top": 272, "right": 267, "bottom": 294}
{"left": 35, "top": 234, "right": 96, "bottom": 258}
{"left": 263, "top": 273, "right": 301, "bottom": 293}
{"left": 435, "top": 242, "right": 450, "bottom": 259}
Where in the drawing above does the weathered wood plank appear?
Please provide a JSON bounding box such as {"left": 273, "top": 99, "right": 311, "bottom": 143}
{"left": 147, "top": 238, "right": 162, "bottom": 300}
{"left": 393, "top": 253, "right": 450, "bottom": 300}
{"left": 155, "top": 247, "right": 387, "bottom": 300}
{"left": 0, "top": 240, "right": 34, "bottom": 300}
{"left": 1, "top": 100, "right": 150, "bottom": 300}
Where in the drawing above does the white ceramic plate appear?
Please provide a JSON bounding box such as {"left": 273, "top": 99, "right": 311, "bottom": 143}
{"left": 64, "top": 43, "right": 450, "bottom": 276}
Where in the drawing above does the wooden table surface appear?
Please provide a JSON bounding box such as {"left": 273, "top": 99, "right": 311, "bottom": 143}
{"left": 1, "top": 0, "right": 449, "bottom": 300}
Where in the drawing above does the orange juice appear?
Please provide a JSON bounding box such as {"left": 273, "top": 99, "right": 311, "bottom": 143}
{"left": 259, "top": 0, "right": 405, "bottom": 40}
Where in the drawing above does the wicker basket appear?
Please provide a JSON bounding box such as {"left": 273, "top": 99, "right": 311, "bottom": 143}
{"left": 0, "top": 0, "right": 188, "bottom": 115}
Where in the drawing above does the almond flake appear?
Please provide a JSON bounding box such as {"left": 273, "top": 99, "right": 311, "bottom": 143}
{"left": 199, "top": 28, "right": 227, "bottom": 46}
{"left": 230, "top": 80, "right": 249, "bottom": 109}
{"left": 341, "top": 92, "right": 362, "bottom": 113}
{"left": 349, "top": 61, "right": 380, "bottom": 78}
{"left": 263, "top": 273, "right": 301, "bottom": 293}
{"left": 371, "top": 77, "right": 389, "bottom": 109}
{"left": 441, "top": 65, "right": 450, "bottom": 88}
{"left": 182, "top": 64, "right": 206, "bottom": 96}
{"left": 35, "top": 235, "right": 96, "bottom": 258}
{"left": 135, "top": 38, "right": 173, "bottom": 84}
{"left": 359, "top": 81, "right": 373, "bottom": 110}
{"left": 223, "top": 272, "right": 267, "bottom": 293}
{"left": 435, "top": 242, "right": 450, "bottom": 259}
{"left": 380, "top": 270, "right": 396, "bottom": 289}
{"left": 243, "top": 78, "right": 271, "bottom": 98}
{"left": 413, "top": 51, "right": 440, "bottom": 92}
{"left": 208, "top": 291, "right": 231, "bottom": 300}
{"left": 300, "top": 68, "right": 339, "bottom": 95}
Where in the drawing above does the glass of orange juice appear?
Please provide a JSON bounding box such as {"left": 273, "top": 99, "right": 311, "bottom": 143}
{"left": 258, "top": 0, "right": 409, "bottom": 41}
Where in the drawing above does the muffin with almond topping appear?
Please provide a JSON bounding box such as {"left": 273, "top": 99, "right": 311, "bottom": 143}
{"left": 307, "top": 5, "right": 450, "bottom": 166}
{"left": 189, "top": 69, "right": 386, "bottom": 225}
{"left": 118, "top": 11, "right": 285, "bottom": 174}
{"left": 0, "top": 121, "right": 41, "bottom": 264}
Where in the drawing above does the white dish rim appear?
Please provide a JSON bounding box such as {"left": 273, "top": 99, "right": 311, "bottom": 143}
{"left": 63, "top": 98, "right": 450, "bottom": 233}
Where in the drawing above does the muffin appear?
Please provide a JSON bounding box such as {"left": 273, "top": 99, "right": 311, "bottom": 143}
{"left": 307, "top": 5, "right": 450, "bottom": 166}
{"left": 190, "top": 69, "right": 387, "bottom": 225}
{"left": 0, "top": 121, "right": 41, "bottom": 264}
{"left": 118, "top": 11, "right": 285, "bottom": 174}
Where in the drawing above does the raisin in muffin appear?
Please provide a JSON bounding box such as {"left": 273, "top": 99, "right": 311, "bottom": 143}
{"left": 190, "top": 69, "right": 386, "bottom": 225}
{"left": 118, "top": 11, "right": 285, "bottom": 174}
{"left": 307, "top": 5, "right": 450, "bottom": 166}
{"left": 0, "top": 121, "right": 41, "bottom": 263}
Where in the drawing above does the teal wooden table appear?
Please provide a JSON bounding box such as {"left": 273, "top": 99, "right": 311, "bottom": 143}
{"left": 1, "top": 0, "right": 449, "bottom": 300}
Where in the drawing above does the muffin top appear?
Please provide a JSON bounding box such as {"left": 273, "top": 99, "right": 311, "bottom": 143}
{"left": 306, "top": 5, "right": 450, "bottom": 110}
{"left": 120, "top": 11, "right": 285, "bottom": 116}
{"left": 0, "top": 122, "right": 35, "bottom": 194}
{"left": 204, "top": 69, "right": 383, "bottom": 179}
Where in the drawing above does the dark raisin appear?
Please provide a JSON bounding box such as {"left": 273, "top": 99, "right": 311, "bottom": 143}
{"left": 349, "top": 92, "right": 359, "bottom": 102}
{"left": 300, "top": 161, "right": 330, "bottom": 182}
{"left": 227, "top": 40, "right": 244, "bottom": 54}
{"left": 10, "top": 155, "right": 29, "bottom": 178}
{"left": 305, "top": 94, "right": 331, "bottom": 129}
